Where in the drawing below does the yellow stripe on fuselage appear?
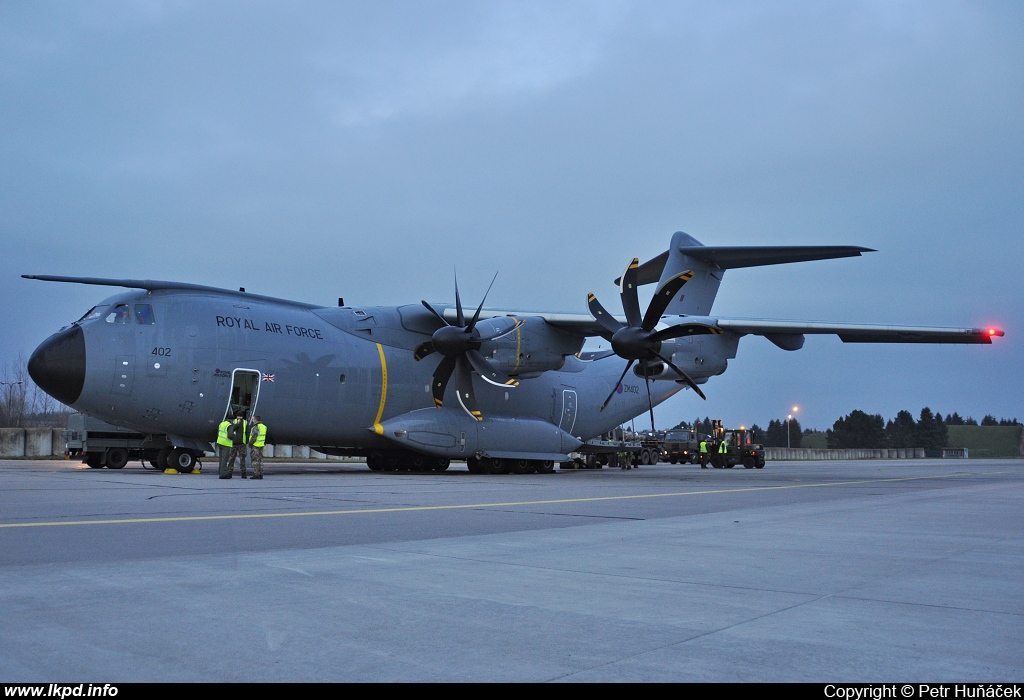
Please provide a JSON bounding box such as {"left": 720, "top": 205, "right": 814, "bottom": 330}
{"left": 373, "top": 343, "right": 388, "bottom": 435}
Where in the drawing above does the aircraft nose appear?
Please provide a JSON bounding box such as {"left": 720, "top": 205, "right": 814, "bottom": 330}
{"left": 27, "top": 325, "right": 86, "bottom": 406}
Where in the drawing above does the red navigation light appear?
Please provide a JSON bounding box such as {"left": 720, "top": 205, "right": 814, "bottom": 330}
{"left": 987, "top": 328, "right": 1004, "bottom": 338}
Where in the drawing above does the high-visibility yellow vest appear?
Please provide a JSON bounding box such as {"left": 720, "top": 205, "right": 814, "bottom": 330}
{"left": 239, "top": 420, "right": 248, "bottom": 443}
{"left": 718, "top": 441, "right": 728, "bottom": 454}
{"left": 252, "top": 423, "right": 267, "bottom": 448}
{"left": 699, "top": 441, "right": 708, "bottom": 454}
{"left": 217, "top": 420, "right": 232, "bottom": 447}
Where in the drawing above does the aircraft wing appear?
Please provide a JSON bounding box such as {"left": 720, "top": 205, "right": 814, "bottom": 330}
{"left": 442, "top": 308, "right": 1003, "bottom": 344}
{"left": 713, "top": 318, "right": 1003, "bottom": 344}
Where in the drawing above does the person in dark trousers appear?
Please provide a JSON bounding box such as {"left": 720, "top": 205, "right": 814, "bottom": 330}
{"left": 699, "top": 439, "right": 709, "bottom": 469}
{"left": 227, "top": 412, "right": 249, "bottom": 478}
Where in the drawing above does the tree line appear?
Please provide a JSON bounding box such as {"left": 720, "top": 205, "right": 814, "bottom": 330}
{"left": 0, "top": 354, "right": 72, "bottom": 429}
{"left": 676, "top": 409, "right": 1019, "bottom": 452}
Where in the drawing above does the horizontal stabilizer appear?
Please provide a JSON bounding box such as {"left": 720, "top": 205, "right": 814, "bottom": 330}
{"left": 617, "top": 245, "right": 873, "bottom": 285}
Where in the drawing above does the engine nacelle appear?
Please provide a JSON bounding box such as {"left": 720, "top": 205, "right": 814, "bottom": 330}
{"left": 637, "top": 332, "right": 738, "bottom": 380}
{"left": 480, "top": 316, "right": 584, "bottom": 377}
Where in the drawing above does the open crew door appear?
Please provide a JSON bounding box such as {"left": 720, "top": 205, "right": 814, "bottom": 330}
{"left": 223, "top": 369, "right": 261, "bottom": 421}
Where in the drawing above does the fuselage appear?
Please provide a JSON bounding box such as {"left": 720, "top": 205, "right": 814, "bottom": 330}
{"left": 29, "top": 288, "right": 692, "bottom": 455}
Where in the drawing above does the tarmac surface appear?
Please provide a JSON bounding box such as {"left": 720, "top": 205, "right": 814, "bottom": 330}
{"left": 0, "top": 457, "right": 1021, "bottom": 682}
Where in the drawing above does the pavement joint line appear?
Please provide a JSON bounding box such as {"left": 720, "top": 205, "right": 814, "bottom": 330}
{"left": 0, "top": 470, "right": 1003, "bottom": 529}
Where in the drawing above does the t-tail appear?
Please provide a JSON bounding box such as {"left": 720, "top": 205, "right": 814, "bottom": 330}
{"left": 619, "top": 232, "right": 875, "bottom": 316}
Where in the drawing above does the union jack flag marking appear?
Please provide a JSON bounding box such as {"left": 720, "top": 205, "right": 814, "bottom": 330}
{"left": 262, "top": 374, "right": 275, "bottom": 382}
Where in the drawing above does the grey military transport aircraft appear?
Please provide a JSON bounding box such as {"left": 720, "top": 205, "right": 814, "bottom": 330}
{"left": 24, "top": 231, "right": 1002, "bottom": 474}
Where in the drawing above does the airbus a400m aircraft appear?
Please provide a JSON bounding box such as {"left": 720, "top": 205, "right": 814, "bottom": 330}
{"left": 25, "top": 231, "right": 1002, "bottom": 474}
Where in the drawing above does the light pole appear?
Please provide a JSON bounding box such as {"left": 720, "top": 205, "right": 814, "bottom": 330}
{"left": 787, "top": 406, "right": 799, "bottom": 449}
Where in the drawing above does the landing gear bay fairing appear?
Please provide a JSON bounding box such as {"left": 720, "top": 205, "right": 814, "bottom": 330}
{"left": 24, "top": 231, "right": 1002, "bottom": 473}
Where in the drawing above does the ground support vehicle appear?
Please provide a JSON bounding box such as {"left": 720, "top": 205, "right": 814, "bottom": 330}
{"left": 64, "top": 412, "right": 205, "bottom": 471}
{"left": 710, "top": 427, "right": 766, "bottom": 469}
{"left": 663, "top": 429, "right": 705, "bottom": 464}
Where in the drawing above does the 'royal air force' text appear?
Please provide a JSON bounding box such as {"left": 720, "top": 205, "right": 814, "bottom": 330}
{"left": 215, "top": 316, "right": 323, "bottom": 340}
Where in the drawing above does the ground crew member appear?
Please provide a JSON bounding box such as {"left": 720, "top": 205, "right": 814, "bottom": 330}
{"left": 699, "top": 439, "right": 709, "bottom": 469}
{"left": 217, "top": 416, "right": 234, "bottom": 479}
{"left": 227, "top": 412, "right": 249, "bottom": 478}
{"left": 716, "top": 439, "right": 728, "bottom": 468}
{"left": 248, "top": 415, "right": 267, "bottom": 480}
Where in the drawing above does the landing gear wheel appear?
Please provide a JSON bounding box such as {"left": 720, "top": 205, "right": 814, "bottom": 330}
{"left": 156, "top": 446, "right": 173, "bottom": 471}
{"left": 511, "top": 459, "right": 534, "bottom": 474}
{"left": 409, "top": 454, "right": 429, "bottom": 472}
{"left": 536, "top": 460, "right": 554, "bottom": 474}
{"left": 430, "top": 457, "right": 451, "bottom": 472}
{"left": 106, "top": 447, "right": 129, "bottom": 470}
{"left": 170, "top": 448, "right": 197, "bottom": 472}
{"left": 365, "top": 453, "right": 385, "bottom": 471}
{"left": 466, "top": 457, "right": 483, "bottom": 474}
{"left": 480, "top": 457, "right": 510, "bottom": 475}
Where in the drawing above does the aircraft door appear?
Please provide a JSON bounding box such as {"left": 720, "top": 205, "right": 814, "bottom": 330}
{"left": 224, "top": 369, "right": 261, "bottom": 421}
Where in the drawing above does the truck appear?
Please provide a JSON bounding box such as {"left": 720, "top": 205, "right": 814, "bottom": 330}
{"left": 64, "top": 412, "right": 205, "bottom": 472}
{"left": 662, "top": 428, "right": 704, "bottom": 464}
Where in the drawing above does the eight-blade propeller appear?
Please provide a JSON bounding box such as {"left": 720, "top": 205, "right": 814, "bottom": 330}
{"left": 415, "top": 273, "right": 519, "bottom": 421}
{"left": 587, "top": 257, "right": 723, "bottom": 429}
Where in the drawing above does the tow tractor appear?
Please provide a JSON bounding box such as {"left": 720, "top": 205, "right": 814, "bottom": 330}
{"left": 709, "top": 420, "right": 766, "bottom": 469}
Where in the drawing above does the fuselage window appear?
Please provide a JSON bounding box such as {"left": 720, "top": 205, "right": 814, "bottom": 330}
{"left": 105, "top": 304, "right": 131, "bottom": 324}
{"left": 134, "top": 304, "right": 156, "bottom": 325}
{"left": 77, "top": 306, "right": 108, "bottom": 322}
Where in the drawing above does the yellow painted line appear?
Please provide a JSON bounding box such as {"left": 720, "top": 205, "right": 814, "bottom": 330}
{"left": 0, "top": 471, "right": 998, "bottom": 530}
{"left": 372, "top": 342, "right": 388, "bottom": 435}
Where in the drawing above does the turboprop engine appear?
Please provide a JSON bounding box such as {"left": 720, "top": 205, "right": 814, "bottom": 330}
{"left": 480, "top": 316, "right": 584, "bottom": 377}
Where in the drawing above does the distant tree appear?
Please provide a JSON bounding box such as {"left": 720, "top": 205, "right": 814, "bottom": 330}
{"left": 885, "top": 410, "right": 917, "bottom": 448}
{"left": 749, "top": 423, "right": 763, "bottom": 443}
{"left": 764, "top": 417, "right": 802, "bottom": 447}
{"left": 999, "top": 418, "right": 1020, "bottom": 426}
{"left": 981, "top": 415, "right": 999, "bottom": 426}
{"left": 827, "top": 410, "right": 886, "bottom": 449}
{"left": 944, "top": 412, "right": 965, "bottom": 425}
{"left": 915, "top": 407, "right": 948, "bottom": 454}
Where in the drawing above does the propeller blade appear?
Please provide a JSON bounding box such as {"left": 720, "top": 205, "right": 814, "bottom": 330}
{"left": 431, "top": 355, "right": 457, "bottom": 408}
{"left": 641, "top": 270, "right": 694, "bottom": 331}
{"left": 599, "top": 359, "right": 635, "bottom": 412}
{"left": 454, "top": 270, "right": 465, "bottom": 327}
{"left": 649, "top": 322, "right": 722, "bottom": 343}
{"left": 587, "top": 293, "right": 625, "bottom": 337}
{"left": 454, "top": 356, "right": 482, "bottom": 421}
{"left": 468, "top": 271, "right": 498, "bottom": 331}
{"left": 413, "top": 341, "right": 435, "bottom": 361}
{"left": 618, "top": 257, "right": 642, "bottom": 328}
{"left": 652, "top": 350, "right": 707, "bottom": 401}
{"left": 421, "top": 300, "right": 449, "bottom": 326}
{"left": 642, "top": 361, "right": 655, "bottom": 432}
{"left": 466, "top": 349, "right": 519, "bottom": 388}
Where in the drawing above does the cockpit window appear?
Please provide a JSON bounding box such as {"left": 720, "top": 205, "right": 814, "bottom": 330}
{"left": 77, "top": 306, "right": 108, "bottom": 322}
{"left": 105, "top": 304, "right": 131, "bottom": 324}
{"left": 134, "top": 304, "right": 156, "bottom": 325}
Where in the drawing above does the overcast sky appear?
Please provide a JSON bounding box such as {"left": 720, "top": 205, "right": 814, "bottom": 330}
{"left": 2, "top": 1, "right": 1020, "bottom": 430}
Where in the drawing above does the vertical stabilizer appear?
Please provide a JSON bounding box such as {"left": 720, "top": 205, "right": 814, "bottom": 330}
{"left": 658, "top": 232, "right": 723, "bottom": 316}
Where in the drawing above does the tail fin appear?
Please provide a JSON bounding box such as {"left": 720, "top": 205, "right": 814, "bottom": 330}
{"left": 624, "top": 232, "right": 874, "bottom": 316}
